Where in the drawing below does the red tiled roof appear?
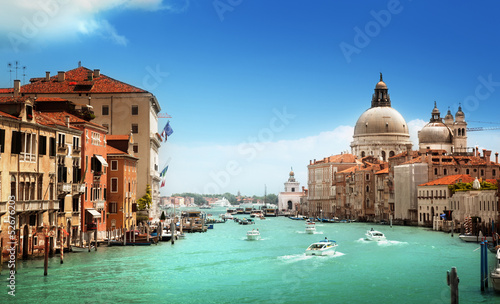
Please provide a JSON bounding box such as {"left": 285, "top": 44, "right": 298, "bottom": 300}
{"left": 419, "top": 175, "right": 475, "bottom": 186}
{"left": 35, "top": 97, "right": 68, "bottom": 102}
{"left": 107, "top": 145, "right": 126, "bottom": 155}
{"left": 107, "top": 135, "right": 130, "bottom": 140}
{"left": 0, "top": 96, "right": 30, "bottom": 103}
{"left": 40, "top": 111, "right": 105, "bottom": 129}
{"left": 0, "top": 110, "right": 19, "bottom": 120}
{"left": 375, "top": 168, "right": 389, "bottom": 175}
{"left": 19, "top": 67, "right": 147, "bottom": 94}
{"left": 0, "top": 88, "right": 13, "bottom": 93}
{"left": 312, "top": 153, "right": 357, "bottom": 165}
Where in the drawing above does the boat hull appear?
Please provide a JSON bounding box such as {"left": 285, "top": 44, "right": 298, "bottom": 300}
{"left": 491, "top": 274, "right": 500, "bottom": 292}
{"left": 458, "top": 234, "right": 493, "bottom": 243}
{"left": 247, "top": 233, "right": 260, "bottom": 241}
{"left": 305, "top": 247, "right": 336, "bottom": 256}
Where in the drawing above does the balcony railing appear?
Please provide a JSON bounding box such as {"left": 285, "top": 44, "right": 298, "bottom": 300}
{"left": 94, "top": 200, "right": 105, "bottom": 210}
{"left": 72, "top": 183, "right": 85, "bottom": 194}
{"left": 49, "top": 200, "right": 59, "bottom": 210}
{"left": 14, "top": 200, "right": 55, "bottom": 212}
{"left": 58, "top": 183, "right": 72, "bottom": 193}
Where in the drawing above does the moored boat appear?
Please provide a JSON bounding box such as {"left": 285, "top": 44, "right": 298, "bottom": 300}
{"left": 491, "top": 248, "right": 500, "bottom": 292}
{"left": 305, "top": 238, "right": 337, "bottom": 256}
{"left": 365, "top": 228, "right": 386, "bottom": 241}
{"left": 458, "top": 231, "right": 493, "bottom": 243}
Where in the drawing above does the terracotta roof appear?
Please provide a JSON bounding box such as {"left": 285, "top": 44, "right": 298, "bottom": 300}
{"left": 0, "top": 88, "right": 13, "bottom": 93}
{"left": 337, "top": 166, "right": 359, "bottom": 174}
{"left": 375, "top": 168, "right": 389, "bottom": 175}
{"left": 0, "top": 110, "right": 19, "bottom": 120}
{"left": 39, "top": 111, "right": 105, "bottom": 130}
{"left": 0, "top": 96, "right": 30, "bottom": 103}
{"left": 312, "top": 153, "right": 357, "bottom": 165}
{"left": 419, "top": 174, "right": 475, "bottom": 186}
{"left": 107, "top": 145, "right": 126, "bottom": 155}
{"left": 35, "top": 97, "right": 68, "bottom": 102}
{"left": 107, "top": 135, "right": 130, "bottom": 140}
{"left": 19, "top": 67, "right": 147, "bottom": 94}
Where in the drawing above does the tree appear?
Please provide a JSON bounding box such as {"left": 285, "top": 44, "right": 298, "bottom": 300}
{"left": 137, "top": 184, "right": 152, "bottom": 210}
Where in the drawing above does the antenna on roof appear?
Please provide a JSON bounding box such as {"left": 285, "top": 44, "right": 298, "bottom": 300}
{"left": 7, "top": 62, "right": 12, "bottom": 85}
{"left": 78, "top": 61, "right": 81, "bottom": 68}
{"left": 22, "top": 66, "right": 27, "bottom": 85}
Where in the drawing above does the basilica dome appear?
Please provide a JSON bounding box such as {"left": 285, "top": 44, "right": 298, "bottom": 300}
{"left": 418, "top": 122, "right": 453, "bottom": 144}
{"left": 353, "top": 106, "right": 409, "bottom": 137}
{"left": 350, "top": 74, "right": 412, "bottom": 160}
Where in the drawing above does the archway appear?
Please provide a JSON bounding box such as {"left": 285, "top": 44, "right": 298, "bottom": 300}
{"left": 431, "top": 206, "right": 435, "bottom": 222}
{"left": 287, "top": 201, "right": 293, "bottom": 210}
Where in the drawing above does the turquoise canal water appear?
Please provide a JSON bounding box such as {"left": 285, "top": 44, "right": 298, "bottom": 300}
{"left": 2, "top": 212, "right": 499, "bottom": 303}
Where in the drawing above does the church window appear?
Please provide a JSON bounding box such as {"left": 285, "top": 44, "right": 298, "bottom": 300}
{"left": 493, "top": 169, "right": 496, "bottom": 176}
{"left": 361, "top": 151, "right": 365, "bottom": 157}
{"left": 434, "top": 168, "right": 438, "bottom": 175}
{"left": 466, "top": 169, "right": 470, "bottom": 175}
{"left": 444, "top": 169, "right": 447, "bottom": 175}
{"left": 458, "top": 129, "right": 461, "bottom": 136}
{"left": 389, "top": 151, "right": 395, "bottom": 157}
{"left": 480, "top": 169, "right": 484, "bottom": 176}
{"left": 291, "top": 188, "right": 295, "bottom": 192}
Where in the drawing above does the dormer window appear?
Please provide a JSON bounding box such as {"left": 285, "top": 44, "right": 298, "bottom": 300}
{"left": 26, "top": 105, "right": 33, "bottom": 120}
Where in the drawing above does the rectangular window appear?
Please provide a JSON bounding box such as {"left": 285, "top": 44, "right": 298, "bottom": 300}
{"left": 72, "top": 197, "right": 79, "bottom": 212}
{"left": 111, "top": 178, "right": 118, "bottom": 193}
{"left": 133, "top": 144, "right": 138, "bottom": 153}
{"left": 49, "top": 137, "right": 56, "bottom": 156}
{"left": 73, "top": 136, "right": 80, "bottom": 150}
{"left": 11, "top": 131, "right": 22, "bottom": 154}
{"left": 131, "top": 124, "right": 138, "bottom": 134}
{"left": 131, "top": 105, "right": 138, "bottom": 115}
{"left": 111, "top": 160, "right": 118, "bottom": 171}
{"left": 58, "top": 133, "right": 66, "bottom": 147}
{"left": 109, "top": 202, "right": 117, "bottom": 213}
{"left": 39, "top": 135, "right": 47, "bottom": 155}
{"left": 102, "top": 105, "right": 109, "bottom": 115}
{"left": 0, "top": 129, "right": 5, "bottom": 153}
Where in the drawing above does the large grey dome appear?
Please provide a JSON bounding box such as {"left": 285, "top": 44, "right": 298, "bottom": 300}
{"left": 353, "top": 106, "right": 409, "bottom": 137}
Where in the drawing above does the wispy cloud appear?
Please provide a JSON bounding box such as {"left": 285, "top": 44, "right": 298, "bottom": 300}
{"left": 0, "top": 0, "right": 189, "bottom": 52}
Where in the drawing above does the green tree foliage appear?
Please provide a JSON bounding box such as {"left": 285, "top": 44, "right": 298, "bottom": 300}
{"left": 448, "top": 181, "right": 498, "bottom": 194}
{"left": 137, "top": 185, "right": 152, "bottom": 210}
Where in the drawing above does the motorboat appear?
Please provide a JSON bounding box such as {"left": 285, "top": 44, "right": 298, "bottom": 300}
{"left": 247, "top": 229, "right": 261, "bottom": 241}
{"left": 491, "top": 248, "right": 500, "bottom": 292}
{"left": 305, "top": 221, "right": 316, "bottom": 234}
{"left": 305, "top": 238, "right": 337, "bottom": 256}
{"left": 458, "top": 231, "right": 493, "bottom": 243}
{"left": 365, "top": 229, "right": 386, "bottom": 241}
{"left": 250, "top": 210, "right": 264, "bottom": 218}
{"left": 220, "top": 213, "right": 234, "bottom": 220}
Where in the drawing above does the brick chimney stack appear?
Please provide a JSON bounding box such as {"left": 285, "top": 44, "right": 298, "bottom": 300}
{"left": 57, "top": 71, "right": 65, "bottom": 82}
{"left": 495, "top": 152, "right": 498, "bottom": 164}
{"left": 13, "top": 80, "right": 20, "bottom": 97}
{"left": 45, "top": 71, "right": 50, "bottom": 82}
{"left": 94, "top": 69, "right": 100, "bottom": 78}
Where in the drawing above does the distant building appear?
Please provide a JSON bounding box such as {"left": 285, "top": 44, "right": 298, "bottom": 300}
{"left": 277, "top": 169, "right": 305, "bottom": 213}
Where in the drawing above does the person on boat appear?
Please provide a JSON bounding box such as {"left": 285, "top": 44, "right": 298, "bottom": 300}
{"left": 371, "top": 228, "right": 374, "bottom": 231}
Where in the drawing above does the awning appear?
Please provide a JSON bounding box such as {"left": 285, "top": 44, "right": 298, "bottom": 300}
{"left": 94, "top": 154, "right": 108, "bottom": 167}
{"left": 87, "top": 208, "right": 101, "bottom": 218}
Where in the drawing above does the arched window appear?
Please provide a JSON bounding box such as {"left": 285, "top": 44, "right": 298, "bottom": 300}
{"left": 366, "top": 185, "right": 370, "bottom": 192}
{"left": 381, "top": 151, "right": 386, "bottom": 161}
{"left": 361, "top": 151, "right": 366, "bottom": 157}
{"left": 389, "top": 151, "right": 395, "bottom": 157}
{"left": 10, "top": 175, "right": 16, "bottom": 198}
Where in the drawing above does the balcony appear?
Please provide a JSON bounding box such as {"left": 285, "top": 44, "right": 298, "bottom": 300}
{"left": 14, "top": 200, "right": 54, "bottom": 212}
{"left": 87, "top": 223, "right": 97, "bottom": 230}
{"left": 72, "top": 183, "right": 85, "bottom": 194}
{"left": 94, "top": 200, "right": 105, "bottom": 211}
{"left": 58, "top": 183, "right": 71, "bottom": 193}
{"left": 49, "top": 201, "right": 59, "bottom": 210}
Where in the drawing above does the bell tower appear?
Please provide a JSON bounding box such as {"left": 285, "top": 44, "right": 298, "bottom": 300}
{"left": 453, "top": 105, "right": 467, "bottom": 153}
{"left": 371, "top": 73, "right": 391, "bottom": 107}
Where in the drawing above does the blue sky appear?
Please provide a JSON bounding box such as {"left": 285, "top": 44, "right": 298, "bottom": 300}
{"left": 2, "top": 1, "right": 500, "bottom": 196}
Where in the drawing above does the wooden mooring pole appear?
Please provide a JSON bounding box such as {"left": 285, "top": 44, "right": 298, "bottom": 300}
{"left": 44, "top": 236, "right": 49, "bottom": 276}
{"left": 447, "top": 267, "right": 459, "bottom": 304}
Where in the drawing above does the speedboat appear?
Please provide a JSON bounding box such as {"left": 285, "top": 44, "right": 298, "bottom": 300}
{"left": 491, "top": 248, "right": 500, "bottom": 292}
{"left": 458, "top": 231, "right": 493, "bottom": 243}
{"left": 365, "top": 229, "right": 386, "bottom": 241}
{"left": 220, "top": 213, "right": 234, "bottom": 220}
{"left": 305, "top": 239, "right": 337, "bottom": 256}
{"left": 247, "top": 229, "right": 261, "bottom": 241}
{"left": 305, "top": 221, "right": 316, "bottom": 234}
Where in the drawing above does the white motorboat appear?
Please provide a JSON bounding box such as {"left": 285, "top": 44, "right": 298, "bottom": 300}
{"left": 247, "top": 229, "right": 261, "bottom": 241}
{"left": 220, "top": 213, "right": 234, "bottom": 220}
{"left": 491, "top": 248, "right": 500, "bottom": 292}
{"left": 250, "top": 210, "right": 264, "bottom": 218}
{"left": 305, "top": 221, "right": 316, "bottom": 234}
{"left": 305, "top": 238, "right": 337, "bottom": 256}
{"left": 458, "top": 231, "right": 493, "bottom": 243}
{"left": 365, "top": 229, "right": 386, "bottom": 241}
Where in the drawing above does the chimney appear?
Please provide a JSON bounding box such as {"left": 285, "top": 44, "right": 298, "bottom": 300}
{"left": 87, "top": 70, "right": 93, "bottom": 81}
{"left": 484, "top": 150, "right": 491, "bottom": 162}
{"left": 57, "top": 71, "right": 65, "bottom": 82}
{"left": 13, "top": 80, "right": 20, "bottom": 97}
{"left": 475, "top": 146, "right": 479, "bottom": 157}
{"left": 45, "top": 71, "right": 50, "bottom": 81}
{"left": 94, "top": 69, "right": 100, "bottom": 78}
{"left": 65, "top": 115, "right": 70, "bottom": 128}
{"left": 496, "top": 152, "right": 498, "bottom": 164}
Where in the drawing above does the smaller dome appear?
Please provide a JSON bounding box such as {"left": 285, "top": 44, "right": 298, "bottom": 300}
{"left": 456, "top": 105, "right": 464, "bottom": 117}
{"left": 375, "top": 81, "right": 387, "bottom": 89}
{"left": 444, "top": 109, "right": 453, "bottom": 121}
{"left": 419, "top": 122, "right": 453, "bottom": 144}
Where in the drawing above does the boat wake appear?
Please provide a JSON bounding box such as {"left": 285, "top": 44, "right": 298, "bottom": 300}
{"left": 356, "top": 238, "right": 408, "bottom": 246}
{"left": 278, "top": 251, "right": 345, "bottom": 263}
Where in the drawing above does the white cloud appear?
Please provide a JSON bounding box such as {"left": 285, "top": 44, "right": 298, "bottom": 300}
{"left": 0, "top": 0, "right": 188, "bottom": 51}
{"left": 160, "top": 125, "right": 354, "bottom": 196}
{"left": 407, "top": 118, "right": 426, "bottom": 149}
